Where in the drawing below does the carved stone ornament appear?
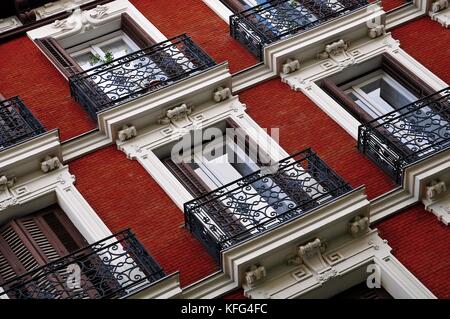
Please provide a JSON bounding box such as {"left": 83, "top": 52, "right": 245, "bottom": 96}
{"left": 213, "top": 87, "right": 232, "bottom": 102}
{"left": 159, "top": 104, "right": 192, "bottom": 124}
{"left": 348, "top": 215, "right": 370, "bottom": 238}
{"left": 41, "top": 155, "right": 61, "bottom": 173}
{"left": 118, "top": 125, "right": 138, "bottom": 142}
{"left": 282, "top": 58, "right": 301, "bottom": 74}
{"left": 244, "top": 264, "right": 267, "bottom": 287}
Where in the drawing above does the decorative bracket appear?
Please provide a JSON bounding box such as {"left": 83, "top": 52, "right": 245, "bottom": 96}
{"left": 422, "top": 179, "right": 450, "bottom": 225}
{"left": 282, "top": 58, "right": 301, "bottom": 74}
{"left": 348, "top": 216, "right": 370, "bottom": 238}
{"left": 368, "top": 24, "right": 386, "bottom": 39}
{"left": 118, "top": 125, "right": 138, "bottom": 142}
{"left": 317, "top": 39, "right": 348, "bottom": 59}
{"left": 297, "top": 238, "right": 328, "bottom": 272}
{"left": 213, "top": 87, "right": 232, "bottom": 102}
{"left": 159, "top": 104, "right": 193, "bottom": 124}
{"left": 40, "top": 155, "right": 61, "bottom": 173}
{"left": 0, "top": 176, "right": 15, "bottom": 192}
{"left": 244, "top": 264, "right": 266, "bottom": 288}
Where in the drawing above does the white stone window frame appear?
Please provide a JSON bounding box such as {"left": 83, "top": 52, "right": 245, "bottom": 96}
{"left": 281, "top": 33, "right": 448, "bottom": 140}
{"left": 385, "top": 0, "right": 433, "bottom": 30}
{"left": 27, "top": 0, "right": 167, "bottom": 79}
{"left": 118, "top": 96, "right": 287, "bottom": 211}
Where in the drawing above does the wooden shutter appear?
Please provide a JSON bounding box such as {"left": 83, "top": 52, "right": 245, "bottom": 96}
{"left": 121, "top": 13, "right": 155, "bottom": 48}
{"left": 0, "top": 206, "right": 87, "bottom": 286}
{"left": 35, "top": 37, "right": 83, "bottom": 77}
{"left": 224, "top": 0, "right": 248, "bottom": 12}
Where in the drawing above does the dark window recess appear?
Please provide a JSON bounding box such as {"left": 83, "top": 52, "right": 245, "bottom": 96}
{"left": 35, "top": 37, "right": 83, "bottom": 77}
{"left": 0, "top": 205, "right": 87, "bottom": 291}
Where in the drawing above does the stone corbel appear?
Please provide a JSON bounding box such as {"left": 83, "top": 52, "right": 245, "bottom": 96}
{"left": 368, "top": 24, "right": 386, "bottom": 39}
{"left": 297, "top": 238, "right": 328, "bottom": 272}
{"left": 40, "top": 155, "right": 61, "bottom": 173}
{"left": 159, "top": 104, "right": 193, "bottom": 125}
{"left": 348, "top": 216, "right": 370, "bottom": 238}
{"left": 118, "top": 125, "right": 138, "bottom": 142}
{"left": 281, "top": 58, "right": 301, "bottom": 74}
{"left": 244, "top": 264, "right": 267, "bottom": 288}
{"left": 431, "top": 0, "right": 448, "bottom": 13}
{"left": 422, "top": 179, "right": 450, "bottom": 225}
{"left": 429, "top": 0, "right": 450, "bottom": 28}
{"left": 317, "top": 39, "right": 348, "bottom": 60}
{"left": 0, "top": 175, "right": 17, "bottom": 210}
{"left": 0, "top": 176, "right": 15, "bottom": 193}
{"left": 213, "top": 87, "right": 232, "bottom": 102}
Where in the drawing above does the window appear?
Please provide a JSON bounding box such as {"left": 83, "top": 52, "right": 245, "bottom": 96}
{"left": 341, "top": 70, "right": 418, "bottom": 119}
{"left": 0, "top": 205, "right": 87, "bottom": 289}
{"left": 34, "top": 13, "right": 155, "bottom": 77}
{"left": 66, "top": 31, "right": 140, "bottom": 71}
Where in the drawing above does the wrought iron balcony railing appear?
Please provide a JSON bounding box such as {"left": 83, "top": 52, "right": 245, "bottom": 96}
{"left": 0, "top": 229, "right": 166, "bottom": 299}
{"left": 184, "top": 148, "right": 352, "bottom": 261}
{"left": 358, "top": 87, "right": 450, "bottom": 184}
{"left": 0, "top": 96, "right": 46, "bottom": 150}
{"left": 230, "top": 0, "right": 368, "bottom": 59}
{"left": 69, "top": 34, "right": 216, "bottom": 120}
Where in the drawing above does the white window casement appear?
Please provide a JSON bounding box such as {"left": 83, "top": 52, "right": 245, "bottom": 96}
{"left": 66, "top": 30, "right": 140, "bottom": 70}
{"left": 27, "top": 0, "right": 166, "bottom": 79}
{"left": 385, "top": 0, "right": 433, "bottom": 30}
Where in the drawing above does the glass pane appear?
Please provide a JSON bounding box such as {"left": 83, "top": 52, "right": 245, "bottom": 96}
{"left": 99, "top": 38, "right": 133, "bottom": 61}
{"left": 72, "top": 51, "right": 102, "bottom": 70}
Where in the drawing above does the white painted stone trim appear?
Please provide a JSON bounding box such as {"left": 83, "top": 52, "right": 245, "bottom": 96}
{"left": 385, "top": 0, "right": 432, "bottom": 30}
{"left": 27, "top": 0, "right": 166, "bottom": 79}
{"left": 429, "top": 6, "right": 450, "bottom": 27}
{"left": 202, "top": 0, "right": 234, "bottom": 24}
{"left": 128, "top": 272, "right": 182, "bottom": 299}
{"left": 281, "top": 34, "right": 448, "bottom": 139}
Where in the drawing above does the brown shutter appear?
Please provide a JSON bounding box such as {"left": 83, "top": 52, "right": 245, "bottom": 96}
{"left": 321, "top": 78, "right": 374, "bottom": 123}
{"left": 224, "top": 0, "right": 247, "bottom": 12}
{"left": 35, "top": 37, "right": 83, "bottom": 77}
{"left": 121, "top": 13, "right": 155, "bottom": 48}
{"left": 381, "top": 53, "right": 435, "bottom": 98}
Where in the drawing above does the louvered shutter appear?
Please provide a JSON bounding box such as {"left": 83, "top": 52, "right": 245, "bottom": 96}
{"left": 35, "top": 37, "right": 83, "bottom": 78}
{"left": 0, "top": 206, "right": 88, "bottom": 297}
{"left": 121, "top": 13, "right": 155, "bottom": 48}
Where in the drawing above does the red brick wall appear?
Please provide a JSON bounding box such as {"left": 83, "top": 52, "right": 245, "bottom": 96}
{"left": 0, "top": 36, "right": 96, "bottom": 141}
{"left": 68, "top": 146, "right": 218, "bottom": 287}
{"left": 240, "top": 79, "right": 397, "bottom": 199}
{"left": 129, "top": 0, "right": 258, "bottom": 73}
{"left": 223, "top": 289, "right": 247, "bottom": 299}
{"left": 376, "top": 204, "right": 450, "bottom": 298}
{"left": 392, "top": 17, "right": 450, "bottom": 85}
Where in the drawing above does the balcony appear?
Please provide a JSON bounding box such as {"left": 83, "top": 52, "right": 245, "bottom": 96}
{"left": 230, "top": 0, "right": 369, "bottom": 59}
{"left": 184, "top": 148, "right": 353, "bottom": 260}
{"left": 358, "top": 87, "right": 450, "bottom": 184}
{"left": 0, "top": 96, "right": 46, "bottom": 150}
{"left": 69, "top": 34, "right": 216, "bottom": 120}
{"left": 0, "top": 229, "right": 166, "bottom": 299}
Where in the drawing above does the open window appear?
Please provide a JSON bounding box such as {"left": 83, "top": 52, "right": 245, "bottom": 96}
{"left": 34, "top": 13, "right": 155, "bottom": 77}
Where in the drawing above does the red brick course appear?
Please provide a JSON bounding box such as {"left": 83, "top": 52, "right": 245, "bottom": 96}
{"left": 129, "top": 0, "right": 258, "bottom": 73}
{"left": 376, "top": 204, "right": 450, "bottom": 298}
{"left": 68, "top": 146, "right": 218, "bottom": 287}
{"left": 392, "top": 17, "right": 450, "bottom": 85}
{"left": 0, "top": 36, "right": 96, "bottom": 141}
{"left": 240, "top": 79, "right": 397, "bottom": 199}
